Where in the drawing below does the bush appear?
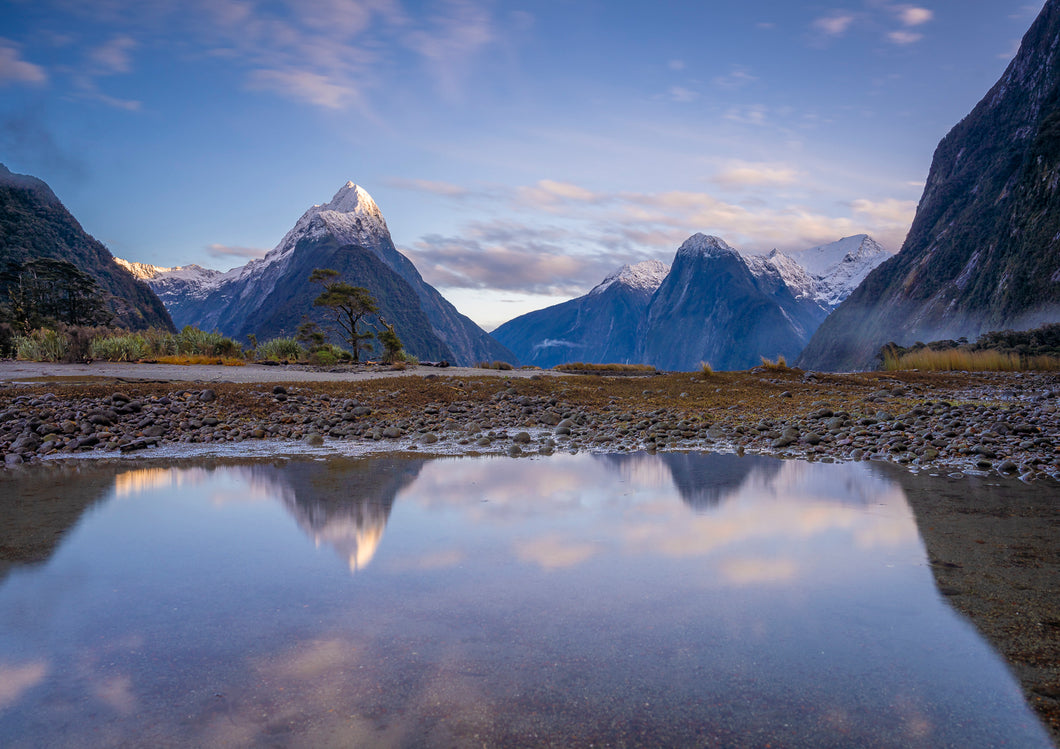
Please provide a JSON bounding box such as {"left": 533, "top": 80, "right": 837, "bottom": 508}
{"left": 14, "top": 328, "right": 68, "bottom": 362}
{"left": 90, "top": 333, "right": 151, "bottom": 362}
{"left": 700, "top": 361, "right": 714, "bottom": 377}
{"left": 257, "top": 337, "right": 304, "bottom": 362}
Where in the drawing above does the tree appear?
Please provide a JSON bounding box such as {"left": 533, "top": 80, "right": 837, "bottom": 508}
{"left": 377, "top": 319, "right": 404, "bottom": 363}
{"left": 309, "top": 268, "right": 378, "bottom": 363}
{"left": 0, "top": 258, "right": 112, "bottom": 332}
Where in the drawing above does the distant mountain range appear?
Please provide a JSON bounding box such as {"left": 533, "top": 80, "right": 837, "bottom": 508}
{"left": 120, "top": 183, "right": 515, "bottom": 366}
{"left": 799, "top": 0, "right": 1060, "bottom": 370}
{"left": 493, "top": 233, "right": 890, "bottom": 370}
{"left": 0, "top": 164, "right": 173, "bottom": 331}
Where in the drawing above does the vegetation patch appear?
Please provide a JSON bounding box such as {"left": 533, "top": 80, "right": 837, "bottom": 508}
{"left": 882, "top": 323, "right": 1060, "bottom": 371}
{"left": 553, "top": 362, "right": 657, "bottom": 375}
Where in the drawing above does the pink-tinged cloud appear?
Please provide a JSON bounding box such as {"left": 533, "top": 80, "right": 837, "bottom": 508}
{"left": 0, "top": 40, "right": 47, "bottom": 85}
{"left": 812, "top": 14, "right": 855, "bottom": 36}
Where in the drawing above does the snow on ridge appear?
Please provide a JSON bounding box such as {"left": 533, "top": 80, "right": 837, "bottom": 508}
{"left": 115, "top": 258, "right": 223, "bottom": 285}
{"left": 677, "top": 233, "right": 737, "bottom": 258}
{"left": 590, "top": 259, "right": 670, "bottom": 295}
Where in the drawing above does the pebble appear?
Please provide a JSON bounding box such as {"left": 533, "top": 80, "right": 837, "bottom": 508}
{"left": 0, "top": 375, "right": 1058, "bottom": 481}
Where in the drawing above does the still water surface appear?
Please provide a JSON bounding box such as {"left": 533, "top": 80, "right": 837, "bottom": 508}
{"left": 0, "top": 453, "right": 1051, "bottom": 747}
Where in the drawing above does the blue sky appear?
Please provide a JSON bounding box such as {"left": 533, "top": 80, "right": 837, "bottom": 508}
{"left": 0, "top": 0, "right": 1046, "bottom": 329}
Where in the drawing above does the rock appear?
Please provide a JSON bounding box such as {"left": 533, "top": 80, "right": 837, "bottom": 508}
{"left": 382, "top": 426, "right": 403, "bottom": 439}
{"left": 420, "top": 432, "right": 439, "bottom": 444}
{"left": 199, "top": 389, "right": 217, "bottom": 403}
{"left": 513, "top": 431, "right": 531, "bottom": 444}
{"left": 305, "top": 432, "right": 325, "bottom": 446}
{"left": 272, "top": 385, "right": 287, "bottom": 395}
{"left": 803, "top": 432, "right": 822, "bottom": 445}
{"left": 4, "top": 452, "right": 23, "bottom": 466}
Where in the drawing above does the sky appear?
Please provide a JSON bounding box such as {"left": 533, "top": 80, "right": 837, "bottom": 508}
{"left": 0, "top": 0, "right": 1048, "bottom": 330}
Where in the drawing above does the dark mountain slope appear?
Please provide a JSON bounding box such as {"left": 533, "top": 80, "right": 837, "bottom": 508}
{"left": 799, "top": 0, "right": 1060, "bottom": 370}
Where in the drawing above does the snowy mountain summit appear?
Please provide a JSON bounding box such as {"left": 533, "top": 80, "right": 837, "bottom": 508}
{"left": 677, "top": 233, "right": 739, "bottom": 259}
{"left": 590, "top": 259, "right": 670, "bottom": 296}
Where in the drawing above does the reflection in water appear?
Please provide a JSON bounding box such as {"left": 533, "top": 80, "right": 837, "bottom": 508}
{"left": 251, "top": 458, "right": 424, "bottom": 572}
{"left": 0, "top": 453, "right": 1052, "bottom": 748}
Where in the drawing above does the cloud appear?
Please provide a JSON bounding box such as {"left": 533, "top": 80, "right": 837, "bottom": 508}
{"left": 895, "top": 6, "right": 933, "bottom": 26}
{"left": 668, "top": 59, "right": 685, "bottom": 71}
{"left": 0, "top": 39, "right": 47, "bottom": 85}
{"left": 724, "top": 104, "right": 768, "bottom": 126}
{"left": 667, "top": 85, "right": 699, "bottom": 103}
{"left": 712, "top": 162, "right": 800, "bottom": 188}
{"left": 247, "top": 68, "right": 359, "bottom": 109}
{"left": 89, "top": 36, "right": 137, "bottom": 74}
{"left": 849, "top": 197, "right": 917, "bottom": 224}
{"left": 402, "top": 0, "right": 496, "bottom": 98}
{"left": 383, "top": 177, "right": 470, "bottom": 197}
{"left": 404, "top": 223, "right": 631, "bottom": 295}
{"left": 886, "top": 30, "right": 923, "bottom": 45}
{"left": 713, "top": 66, "right": 757, "bottom": 90}
{"left": 812, "top": 13, "right": 855, "bottom": 37}
{"left": 516, "top": 179, "right": 604, "bottom": 209}
{"left": 207, "top": 243, "right": 269, "bottom": 260}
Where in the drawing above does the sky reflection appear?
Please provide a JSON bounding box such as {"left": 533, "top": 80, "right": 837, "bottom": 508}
{"left": 0, "top": 453, "right": 1051, "bottom": 748}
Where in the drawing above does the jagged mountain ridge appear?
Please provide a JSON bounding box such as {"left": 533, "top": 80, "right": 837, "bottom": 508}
{"left": 0, "top": 164, "right": 174, "bottom": 331}
{"left": 799, "top": 0, "right": 1060, "bottom": 371}
{"left": 493, "top": 234, "right": 890, "bottom": 371}
{"left": 125, "top": 183, "right": 515, "bottom": 365}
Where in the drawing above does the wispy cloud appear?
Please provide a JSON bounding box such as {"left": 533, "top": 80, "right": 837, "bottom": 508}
{"left": 207, "top": 243, "right": 268, "bottom": 260}
{"left": 886, "top": 30, "right": 923, "bottom": 45}
{"left": 713, "top": 65, "right": 758, "bottom": 90}
{"left": 667, "top": 85, "right": 699, "bottom": 103}
{"left": 812, "top": 13, "right": 856, "bottom": 37}
{"left": 402, "top": 175, "right": 915, "bottom": 297}
{"left": 383, "top": 177, "right": 470, "bottom": 197}
{"left": 894, "top": 6, "right": 933, "bottom": 26}
{"left": 89, "top": 35, "right": 137, "bottom": 74}
{"left": 712, "top": 162, "right": 800, "bottom": 188}
{"left": 0, "top": 39, "right": 47, "bottom": 85}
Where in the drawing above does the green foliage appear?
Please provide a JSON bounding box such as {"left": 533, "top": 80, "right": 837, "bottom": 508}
{"left": 310, "top": 268, "right": 378, "bottom": 363}
{"left": 1, "top": 257, "right": 112, "bottom": 332}
{"left": 257, "top": 337, "right": 305, "bottom": 362}
{"left": 14, "top": 328, "right": 68, "bottom": 362}
{"left": 90, "top": 333, "right": 151, "bottom": 362}
{"left": 377, "top": 321, "right": 404, "bottom": 364}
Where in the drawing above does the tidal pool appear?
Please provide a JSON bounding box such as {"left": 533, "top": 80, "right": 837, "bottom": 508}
{"left": 0, "top": 453, "right": 1051, "bottom": 748}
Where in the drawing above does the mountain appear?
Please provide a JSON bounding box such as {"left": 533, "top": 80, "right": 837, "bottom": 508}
{"left": 799, "top": 1, "right": 1060, "bottom": 371}
{"left": 492, "top": 234, "right": 891, "bottom": 371}
{"left": 124, "top": 183, "right": 515, "bottom": 365}
{"left": 639, "top": 234, "right": 830, "bottom": 371}
{"left": 491, "top": 260, "right": 669, "bottom": 367}
{"left": 0, "top": 164, "right": 174, "bottom": 331}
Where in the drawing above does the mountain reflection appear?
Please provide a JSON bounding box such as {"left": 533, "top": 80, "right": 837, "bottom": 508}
{"left": 243, "top": 458, "right": 426, "bottom": 572}
{"left": 0, "top": 464, "right": 117, "bottom": 586}
{"left": 598, "top": 452, "right": 783, "bottom": 510}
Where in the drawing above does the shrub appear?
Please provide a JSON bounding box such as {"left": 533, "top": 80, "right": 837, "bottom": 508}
{"left": 760, "top": 355, "right": 788, "bottom": 371}
{"left": 90, "top": 333, "right": 151, "bottom": 362}
{"left": 14, "top": 328, "right": 67, "bottom": 362}
{"left": 257, "top": 337, "right": 304, "bottom": 362}
{"left": 700, "top": 361, "right": 714, "bottom": 377}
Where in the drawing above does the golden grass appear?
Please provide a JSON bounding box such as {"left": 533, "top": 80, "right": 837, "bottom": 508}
{"left": 699, "top": 361, "right": 714, "bottom": 378}
{"left": 759, "top": 354, "right": 788, "bottom": 371}
{"left": 553, "top": 362, "right": 657, "bottom": 373}
{"left": 883, "top": 347, "right": 1060, "bottom": 372}
{"left": 152, "top": 355, "right": 246, "bottom": 366}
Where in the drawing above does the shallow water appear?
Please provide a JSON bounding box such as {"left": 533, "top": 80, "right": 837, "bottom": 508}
{"left": 0, "top": 453, "right": 1051, "bottom": 748}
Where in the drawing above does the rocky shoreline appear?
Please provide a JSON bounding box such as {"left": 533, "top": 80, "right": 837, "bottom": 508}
{"left": 1, "top": 366, "right": 1059, "bottom": 481}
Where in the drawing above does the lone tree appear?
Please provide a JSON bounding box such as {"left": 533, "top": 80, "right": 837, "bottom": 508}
{"left": 377, "top": 318, "right": 404, "bottom": 364}
{"left": 309, "top": 268, "right": 378, "bottom": 362}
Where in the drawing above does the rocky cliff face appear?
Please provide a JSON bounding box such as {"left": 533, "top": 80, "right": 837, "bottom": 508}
{"left": 798, "top": 0, "right": 1060, "bottom": 371}
{"left": 0, "top": 164, "right": 174, "bottom": 331}
{"left": 126, "top": 183, "right": 515, "bottom": 365}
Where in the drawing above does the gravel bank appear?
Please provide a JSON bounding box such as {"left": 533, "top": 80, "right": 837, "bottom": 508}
{"left": 1, "top": 364, "right": 1058, "bottom": 481}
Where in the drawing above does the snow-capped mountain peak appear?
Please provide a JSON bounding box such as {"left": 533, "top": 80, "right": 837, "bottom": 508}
{"left": 788, "top": 235, "right": 892, "bottom": 307}
{"left": 590, "top": 259, "right": 670, "bottom": 295}
{"left": 677, "top": 233, "right": 737, "bottom": 258}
